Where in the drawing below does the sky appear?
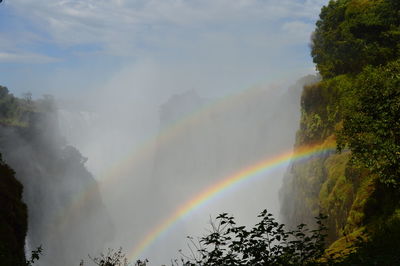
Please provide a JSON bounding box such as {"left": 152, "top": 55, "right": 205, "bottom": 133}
{"left": 0, "top": 0, "right": 327, "bottom": 100}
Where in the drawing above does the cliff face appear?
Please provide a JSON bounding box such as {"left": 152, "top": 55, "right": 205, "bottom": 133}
{"left": 280, "top": 0, "right": 400, "bottom": 258}
{"left": 0, "top": 111, "right": 114, "bottom": 266}
{"left": 0, "top": 87, "right": 114, "bottom": 265}
{"left": 0, "top": 155, "right": 27, "bottom": 265}
{"left": 280, "top": 79, "right": 359, "bottom": 245}
{"left": 280, "top": 117, "right": 370, "bottom": 248}
{"left": 280, "top": 78, "right": 400, "bottom": 255}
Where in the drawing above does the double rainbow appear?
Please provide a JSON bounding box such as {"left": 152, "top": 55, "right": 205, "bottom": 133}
{"left": 50, "top": 82, "right": 337, "bottom": 262}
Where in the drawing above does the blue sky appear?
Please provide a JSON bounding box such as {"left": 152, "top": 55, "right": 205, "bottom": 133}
{"left": 0, "top": 0, "right": 328, "bottom": 99}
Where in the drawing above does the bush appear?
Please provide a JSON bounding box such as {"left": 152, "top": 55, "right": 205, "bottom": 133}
{"left": 180, "top": 210, "right": 328, "bottom": 265}
{"left": 84, "top": 211, "right": 328, "bottom": 266}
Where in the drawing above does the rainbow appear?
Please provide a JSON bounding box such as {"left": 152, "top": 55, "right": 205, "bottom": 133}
{"left": 127, "top": 142, "right": 336, "bottom": 261}
{"left": 48, "top": 83, "right": 337, "bottom": 262}
{"left": 50, "top": 86, "right": 272, "bottom": 232}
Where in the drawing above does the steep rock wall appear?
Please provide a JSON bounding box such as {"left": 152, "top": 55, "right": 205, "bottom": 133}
{"left": 0, "top": 111, "right": 114, "bottom": 266}
{"left": 0, "top": 155, "right": 27, "bottom": 265}
{"left": 280, "top": 77, "right": 400, "bottom": 256}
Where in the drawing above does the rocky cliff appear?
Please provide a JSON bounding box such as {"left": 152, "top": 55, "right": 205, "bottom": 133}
{"left": 0, "top": 155, "right": 27, "bottom": 265}
{"left": 0, "top": 87, "right": 114, "bottom": 265}
{"left": 280, "top": 0, "right": 400, "bottom": 261}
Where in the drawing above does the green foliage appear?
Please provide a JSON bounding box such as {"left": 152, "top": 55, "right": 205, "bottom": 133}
{"left": 0, "top": 85, "right": 55, "bottom": 127}
{"left": 84, "top": 211, "right": 330, "bottom": 266}
{"left": 337, "top": 59, "right": 400, "bottom": 186}
{"left": 311, "top": 0, "right": 400, "bottom": 78}
{"left": 335, "top": 208, "right": 400, "bottom": 265}
{"left": 83, "top": 210, "right": 400, "bottom": 265}
{"left": 181, "top": 210, "right": 328, "bottom": 266}
{"left": 319, "top": 152, "right": 354, "bottom": 243}
{"left": 286, "top": 0, "right": 400, "bottom": 263}
{"left": 297, "top": 76, "right": 350, "bottom": 144}
{"left": 294, "top": 57, "right": 400, "bottom": 256}
{"left": 0, "top": 86, "right": 35, "bottom": 126}
{"left": 299, "top": 111, "right": 324, "bottom": 143}
{"left": 293, "top": 1, "right": 400, "bottom": 256}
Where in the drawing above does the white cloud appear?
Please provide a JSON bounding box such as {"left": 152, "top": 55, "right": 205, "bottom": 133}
{"left": 0, "top": 52, "right": 59, "bottom": 63}
{"left": 8, "top": 0, "right": 328, "bottom": 56}
{"left": 1, "top": 0, "right": 329, "bottom": 98}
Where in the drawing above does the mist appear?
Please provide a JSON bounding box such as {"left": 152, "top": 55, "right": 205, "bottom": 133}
{"left": 57, "top": 69, "right": 318, "bottom": 264}
{"left": 0, "top": 104, "right": 114, "bottom": 265}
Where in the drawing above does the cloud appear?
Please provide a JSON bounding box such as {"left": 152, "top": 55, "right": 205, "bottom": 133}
{"left": 0, "top": 52, "right": 59, "bottom": 63}
{"left": 0, "top": 0, "right": 329, "bottom": 98}
{"left": 7, "top": 0, "right": 328, "bottom": 56}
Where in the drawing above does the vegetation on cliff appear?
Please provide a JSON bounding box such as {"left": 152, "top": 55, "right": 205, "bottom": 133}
{"left": 0, "top": 86, "right": 114, "bottom": 265}
{"left": 281, "top": 0, "right": 400, "bottom": 263}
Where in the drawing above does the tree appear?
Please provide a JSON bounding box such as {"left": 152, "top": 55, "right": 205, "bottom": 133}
{"left": 85, "top": 210, "right": 329, "bottom": 266}
{"left": 22, "top": 92, "right": 32, "bottom": 104}
{"left": 311, "top": 0, "right": 400, "bottom": 78}
{"left": 337, "top": 59, "right": 400, "bottom": 186}
{"left": 180, "top": 210, "right": 328, "bottom": 265}
{"left": 82, "top": 248, "right": 148, "bottom": 266}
